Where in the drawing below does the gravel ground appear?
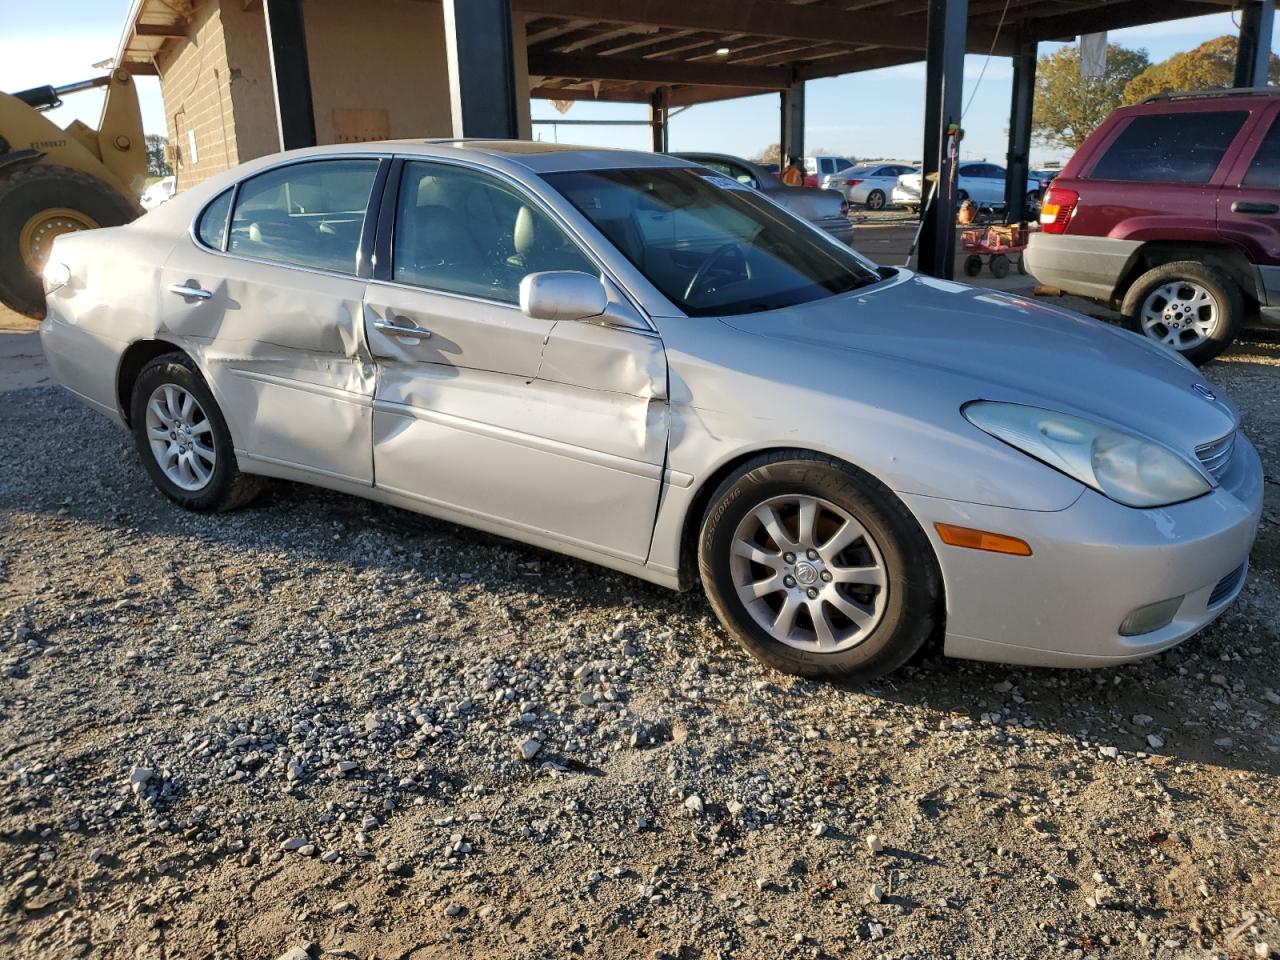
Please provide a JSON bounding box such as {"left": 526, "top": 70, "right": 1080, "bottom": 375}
{"left": 1, "top": 337, "right": 1278, "bottom": 960}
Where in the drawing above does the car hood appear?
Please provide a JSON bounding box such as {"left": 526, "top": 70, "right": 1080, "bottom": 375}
{"left": 719, "top": 272, "right": 1238, "bottom": 458}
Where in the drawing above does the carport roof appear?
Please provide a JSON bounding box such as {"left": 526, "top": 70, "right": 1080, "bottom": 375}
{"left": 115, "top": 0, "right": 1238, "bottom": 105}
{"left": 519, "top": 0, "right": 1238, "bottom": 106}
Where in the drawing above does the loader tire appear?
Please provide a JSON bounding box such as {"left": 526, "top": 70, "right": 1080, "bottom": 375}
{"left": 0, "top": 163, "right": 138, "bottom": 318}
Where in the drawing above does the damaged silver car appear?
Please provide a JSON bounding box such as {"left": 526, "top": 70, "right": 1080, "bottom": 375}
{"left": 41, "top": 141, "right": 1262, "bottom": 679}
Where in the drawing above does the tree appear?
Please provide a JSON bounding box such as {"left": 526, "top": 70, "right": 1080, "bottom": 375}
{"left": 1124, "top": 35, "right": 1280, "bottom": 103}
{"left": 145, "top": 134, "right": 171, "bottom": 177}
{"left": 1032, "top": 44, "right": 1150, "bottom": 151}
{"left": 753, "top": 143, "right": 782, "bottom": 166}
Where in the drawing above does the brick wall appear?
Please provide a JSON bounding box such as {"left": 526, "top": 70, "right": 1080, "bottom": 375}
{"left": 157, "top": 0, "right": 241, "bottom": 190}
{"left": 157, "top": 0, "right": 535, "bottom": 189}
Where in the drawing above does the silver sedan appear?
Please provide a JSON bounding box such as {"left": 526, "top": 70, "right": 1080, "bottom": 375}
{"left": 40, "top": 141, "right": 1262, "bottom": 680}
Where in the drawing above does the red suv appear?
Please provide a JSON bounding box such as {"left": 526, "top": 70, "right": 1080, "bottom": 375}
{"left": 1025, "top": 89, "right": 1280, "bottom": 364}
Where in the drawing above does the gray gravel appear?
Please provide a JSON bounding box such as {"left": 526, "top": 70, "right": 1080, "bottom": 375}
{"left": 1, "top": 337, "right": 1278, "bottom": 960}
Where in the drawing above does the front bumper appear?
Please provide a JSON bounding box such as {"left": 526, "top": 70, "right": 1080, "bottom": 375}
{"left": 901, "top": 433, "right": 1263, "bottom": 668}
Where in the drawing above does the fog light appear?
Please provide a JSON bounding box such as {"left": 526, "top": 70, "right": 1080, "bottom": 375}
{"left": 1119, "top": 597, "right": 1183, "bottom": 637}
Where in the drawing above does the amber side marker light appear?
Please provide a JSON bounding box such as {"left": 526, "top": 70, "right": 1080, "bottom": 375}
{"left": 934, "top": 523, "right": 1033, "bottom": 556}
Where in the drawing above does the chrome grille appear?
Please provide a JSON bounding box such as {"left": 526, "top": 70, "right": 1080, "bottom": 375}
{"left": 1195, "top": 431, "right": 1236, "bottom": 481}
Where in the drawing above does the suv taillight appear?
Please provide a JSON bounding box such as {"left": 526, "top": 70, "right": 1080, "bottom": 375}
{"left": 1040, "top": 187, "right": 1078, "bottom": 234}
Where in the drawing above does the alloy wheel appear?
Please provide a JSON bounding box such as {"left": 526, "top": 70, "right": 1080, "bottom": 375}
{"left": 729, "top": 494, "right": 888, "bottom": 653}
{"left": 144, "top": 383, "right": 216, "bottom": 491}
{"left": 1139, "top": 280, "right": 1219, "bottom": 351}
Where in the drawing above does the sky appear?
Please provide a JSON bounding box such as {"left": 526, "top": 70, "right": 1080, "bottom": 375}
{"left": 1, "top": 2, "right": 1274, "bottom": 168}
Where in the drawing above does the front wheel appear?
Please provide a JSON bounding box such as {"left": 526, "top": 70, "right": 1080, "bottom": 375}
{"left": 1120, "top": 260, "right": 1242, "bottom": 366}
{"left": 130, "top": 353, "right": 265, "bottom": 512}
{"left": 698, "top": 453, "right": 941, "bottom": 680}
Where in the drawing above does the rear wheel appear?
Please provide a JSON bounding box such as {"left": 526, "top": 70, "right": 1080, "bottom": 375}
{"left": 963, "top": 254, "right": 983, "bottom": 277}
{"left": 698, "top": 452, "right": 941, "bottom": 680}
{"left": 866, "top": 189, "right": 886, "bottom": 211}
{"left": 989, "top": 254, "right": 1010, "bottom": 279}
{"left": 1120, "top": 260, "right": 1242, "bottom": 366}
{"left": 0, "top": 163, "right": 138, "bottom": 317}
{"left": 129, "top": 353, "right": 264, "bottom": 512}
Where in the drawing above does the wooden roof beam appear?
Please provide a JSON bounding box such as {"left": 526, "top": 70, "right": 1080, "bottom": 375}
{"left": 528, "top": 50, "right": 792, "bottom": 88}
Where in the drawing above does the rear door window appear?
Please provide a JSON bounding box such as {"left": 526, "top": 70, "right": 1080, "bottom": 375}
{"left": 227, "top": 158, "right": 380, "bottom": 274}
{"left": 1090, "top": 111, "right": 1248, "bottom": 184}
{"left": 196, "top": 189, "right": 233, "bottom": 250}
{"left": 1243, "top": 114, "right": 1280, "bottom": 188}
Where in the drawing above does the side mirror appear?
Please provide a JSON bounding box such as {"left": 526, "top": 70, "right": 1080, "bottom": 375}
{"left": 519, "top": 271, "right": 608, "bottom": 322}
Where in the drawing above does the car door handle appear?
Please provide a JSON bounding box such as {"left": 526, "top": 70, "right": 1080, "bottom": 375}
{"left": 1230, "top": 200, "right": 1280, "bottom": 215}
{"left": 167, "top": 282, "right": 212, "bottom": 300}
{"left": 372, "top": 316, "right": 431, "bottom": 339}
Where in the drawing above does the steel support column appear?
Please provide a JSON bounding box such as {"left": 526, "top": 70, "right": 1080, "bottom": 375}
{"left": 1004, "top": 41, "right": 1037, "bottom": 223}
{"left": 262, "top": 0, "right": 316, "bottom": 150}
{"left": 650, "top": 87, "right": 669, "bottom": 153}
{"left": 442, "top": 0, "right": 520, "bottom": 139}
{"left": 918, "top": 0, "right": 968, "bottom": 279}
{"left": 1234, "top": 0, "right": 1275, "bottom": 88}
{"left": 780, "top": 79, "right": 805, "bottom": 164}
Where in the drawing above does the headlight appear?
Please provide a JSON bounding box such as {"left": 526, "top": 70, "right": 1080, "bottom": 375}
{"left": 963, "top": 401, "right": 1211, "bottom": 508}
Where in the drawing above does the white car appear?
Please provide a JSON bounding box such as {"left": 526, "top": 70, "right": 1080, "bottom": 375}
{"left": 826, "top": 162, "right": 917, "bottom": 209}
{"left": 893, "top": 162, "right": 1040, "bottom": 212}
{"left": 140, "top": 176, "right": 176, "bottom": 210}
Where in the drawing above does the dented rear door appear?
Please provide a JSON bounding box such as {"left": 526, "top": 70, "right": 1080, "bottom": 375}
{"left": 158, "top": 156, "right": 387, "bottom": 487}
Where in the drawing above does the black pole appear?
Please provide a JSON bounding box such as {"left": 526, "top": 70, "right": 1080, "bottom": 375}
{"left": 650, "top": 87, "right": 669, "bottom": 153}
{"left": 1005, "top": 41, "right": 1037, "bottom": 223}
{"left": 442, "top": 0, "right": 520, "bottom": 139}
{"left": 1234, "top": 0, "right": 1275, "bottom": 88}
{"left": 262, "top": 0, "right": 316, "bottom": 150}
{"left": 918, "top": 0, "right": 968, "bottom": 279}
{"left": 780, "top": 79, "right": 805, "bottom": 164}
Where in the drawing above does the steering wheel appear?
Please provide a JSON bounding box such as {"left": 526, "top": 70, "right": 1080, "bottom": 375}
{"left": 683, "top": 241, "right": 749, "bottom": 303}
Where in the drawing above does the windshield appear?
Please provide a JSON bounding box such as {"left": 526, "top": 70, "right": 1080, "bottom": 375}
{"left": 544, "top": 167, "right": 880, "bottom": 317}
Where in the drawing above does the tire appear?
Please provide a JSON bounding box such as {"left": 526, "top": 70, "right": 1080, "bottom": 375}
{"left": 698, "top": 452, "right": 941, "bottom": 681}
{"left": 989, "top": 254, "right": 1010, "bottom": 279}
{"left": 1120, "top": 260, "right": 1243, "bottom": 366}
{"left": 963, "top": 254, "right": 983, "bottom": 277}
{"left": 129, "top": 353, "right": 265, "bottom": 512}
{"left": 866, "top": 189, "right": 886, "bottom": 211}
{"left": 1024, "top": 191, "right": 1040, "bottom": 216}
{"left": 905, "top": 205, "right": 918, "bottom": 216}
{"left": 1016, "top": 253, "right": 1027, "bottom": 276}
{"left": 0, "top": 163, "right": 139, "bottom": 317}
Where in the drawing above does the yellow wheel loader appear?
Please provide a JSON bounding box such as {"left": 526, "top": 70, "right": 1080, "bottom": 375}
{"left": 0, "top": 69, "right": 146, "bottom": 317}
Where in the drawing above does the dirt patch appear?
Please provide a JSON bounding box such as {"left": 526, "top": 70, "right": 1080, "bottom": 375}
{"left": 0, "top": 338, "right": 1277, "bottom": 960}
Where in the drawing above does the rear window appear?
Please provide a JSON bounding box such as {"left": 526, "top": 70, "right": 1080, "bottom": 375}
{"left": 1090, "top": 110, "right": 1248, "bottom": 184}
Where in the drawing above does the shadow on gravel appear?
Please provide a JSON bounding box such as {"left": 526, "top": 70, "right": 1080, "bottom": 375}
{"left": 3, "top": 386, "right": 1278, "bottom": 779}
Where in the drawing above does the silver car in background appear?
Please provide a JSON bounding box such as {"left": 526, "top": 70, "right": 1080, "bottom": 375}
{"left": 826, "top": 162, "right": 918, "bottom": 209}
{"left": 41, "top": 141, "right": 1262, "bottom": 680}
{"left": 674, "top": 152, "right": 853, "bottom": 244}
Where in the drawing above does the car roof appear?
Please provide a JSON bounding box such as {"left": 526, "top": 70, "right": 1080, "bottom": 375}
{"left": 240, "top": 139, "right": 697, "bottom": 176}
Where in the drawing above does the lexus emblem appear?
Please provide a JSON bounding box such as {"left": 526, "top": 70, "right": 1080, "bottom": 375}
{"left": 1192, "top": 383, "right": 1216, "bottom": 402}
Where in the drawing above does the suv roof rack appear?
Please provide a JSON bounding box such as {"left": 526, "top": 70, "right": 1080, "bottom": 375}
{"left": 1141, "top": 86, "right": 1279, "bottom": 104}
